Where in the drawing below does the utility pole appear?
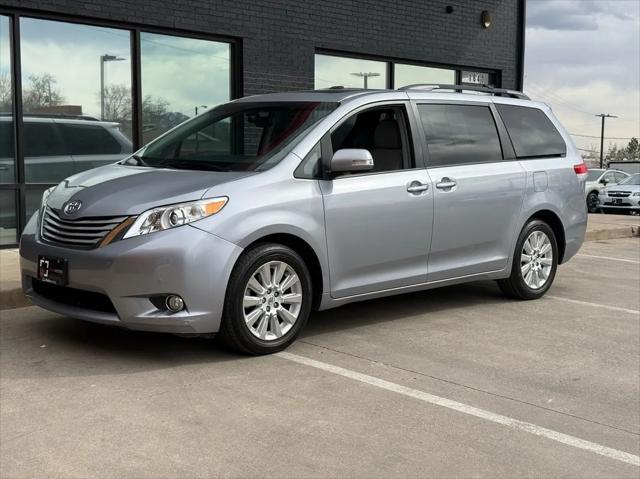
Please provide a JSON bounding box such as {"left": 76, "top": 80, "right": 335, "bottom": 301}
{"left": 350, "top": 72, "right": 381, "bottom": 89}
{"left": 47, "top": 78, "right": 52, "bottom": 107}
{"left": 596, "top": 113, "right": 618, "bottom": 169}
{"left": 100, "top": 54, "right": 125, "bottom": 120}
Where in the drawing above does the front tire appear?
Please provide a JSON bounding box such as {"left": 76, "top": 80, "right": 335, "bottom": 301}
{"left": 498, "top": 220, "right": 558, "bottom": 300}
{"left": 219, "top": 243, "right": 312, "bottom": 355}
{"left": 586, "top": 191, "right": 600, "bottom": 213}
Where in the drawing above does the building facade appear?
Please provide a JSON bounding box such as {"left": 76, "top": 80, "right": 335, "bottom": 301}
{"left": 0, "top": 0, "right": 525, "bottom": 247}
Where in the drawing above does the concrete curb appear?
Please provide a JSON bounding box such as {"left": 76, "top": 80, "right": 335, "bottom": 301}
{"left": 585, "top": 225, "right": 640, "bottom": 242}
{"left": 1, "top": 226, "right": 638, "bottom": 312}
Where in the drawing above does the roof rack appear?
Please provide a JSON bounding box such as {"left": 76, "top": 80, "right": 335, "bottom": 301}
{"left": 0, "top": 112, "right": 100, "bottom": 121}
{"left": 398, "top": 84, "right": 530, "bottom": 100}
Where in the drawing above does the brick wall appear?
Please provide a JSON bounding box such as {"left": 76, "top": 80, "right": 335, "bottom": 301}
{"left": 1, "top": 0, "right": 523, "bottom": 94}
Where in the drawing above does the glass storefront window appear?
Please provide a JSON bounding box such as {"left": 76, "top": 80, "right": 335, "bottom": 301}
{"left": 315, "top": 54, "right": 387, "bottom": 89}
{"left": 1, "top": 16, "right": 15, "bottom": 184}
{"left": 20, "top": 18, "right": 133, "bottom": 183}
{"left": 25, "top": 186, "right": 49, "bottom": 221}
{"left": 0, "top": 189, "right": 16, "bottom": 245}
{"left": 394, "top": 63, "right": 456, "bottom": 88}
{"left": 141, "top": 32, "right": 231, "bottom": 143}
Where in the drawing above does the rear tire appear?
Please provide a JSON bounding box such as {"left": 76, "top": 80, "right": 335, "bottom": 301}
{"left": 219, "top": 243, "right": 312, "bottom": 355}
{"left": 498, "top": 220, "right": 558, "bottom": 300}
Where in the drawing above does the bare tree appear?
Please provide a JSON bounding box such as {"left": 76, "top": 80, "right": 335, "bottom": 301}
{"left": 22, "top": 73, "right": 64, "bottom": 112}
{"left": 0, "top": 72, "right": 12, "bottom": 113}
{"left": 142, "top": 94, "right": 170, "bottom": 125}
{"left": 102, "top": 84, "right": 132, "bottom": 123}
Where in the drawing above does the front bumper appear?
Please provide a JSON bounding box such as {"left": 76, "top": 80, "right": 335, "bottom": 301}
{"left": 20, "top": 212, "right": 242, "bottom": 334}
{"left": 597, "top": 194, "right": 640, "bottom": 211}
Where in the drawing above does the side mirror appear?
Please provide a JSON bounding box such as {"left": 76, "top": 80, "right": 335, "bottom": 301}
{"left": 330, "top": 149, "right": 374, "bottom": 173}
{"left": 599, "top": 178, "right": 609, "bottom": 185}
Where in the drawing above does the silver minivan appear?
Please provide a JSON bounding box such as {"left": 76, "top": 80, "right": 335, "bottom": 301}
{"left": 20, "top": 86, "right": 588, "bottom": 354}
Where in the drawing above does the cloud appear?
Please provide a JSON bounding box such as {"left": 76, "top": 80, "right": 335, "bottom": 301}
{"left": 19, "top": 19, "right": 231, "bottom": 120}
{"left": 525, "top": 0, "right": 640, "bottom": 151}
{"left": 527, "top": 0, "right": 635, "bottom": 31}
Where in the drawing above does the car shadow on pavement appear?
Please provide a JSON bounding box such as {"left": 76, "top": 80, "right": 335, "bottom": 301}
{"left": 302, "top": 280, "right": 508, "bottom": 339}
{"left": 3, "top": 280, "right": 510, "bottom": 379}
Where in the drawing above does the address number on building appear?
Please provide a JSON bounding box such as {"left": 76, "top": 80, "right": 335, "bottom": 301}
{"left": 461, "top": 71, "right": 491, "bottom": 85}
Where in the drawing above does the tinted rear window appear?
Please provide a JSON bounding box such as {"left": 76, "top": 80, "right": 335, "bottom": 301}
{"left": 59, "top": 124, "right": 122, "bottom": 155}
{"left": 418, "top": 104, "right": 503, "bottom": 167}
{"left": 23, "top": 122, "right": 66, "bottom": 157}
{"left": 496, "top": 104, "right": 566, "bottom": 158}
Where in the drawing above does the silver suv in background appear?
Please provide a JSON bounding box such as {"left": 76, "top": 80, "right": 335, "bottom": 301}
{"left": 0, "top": 115, "right": 132, "bottom": 183}
{"left": 19, "top": 85, "right": 588, "bottom": 355}
{"left": 598, "top": 173, "right": 640, "bottom": 214}
{"left": 584, "top": 168, "right": 630, "bottom": 213}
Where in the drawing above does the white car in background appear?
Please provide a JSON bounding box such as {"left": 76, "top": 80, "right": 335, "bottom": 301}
{"left": 598, "top": 173, "right": 640, "bottom": 215}
{"left": 584, "top": 168, "right": 630, "bottom": 213}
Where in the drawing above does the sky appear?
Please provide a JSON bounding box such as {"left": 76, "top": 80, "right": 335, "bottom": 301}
{"left": 524, "top": 0, "right": 640, "bottom": 157}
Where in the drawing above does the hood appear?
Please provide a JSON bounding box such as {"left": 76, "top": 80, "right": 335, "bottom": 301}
{"left": 45, "top": 163, "right": 256, "bottom": 217}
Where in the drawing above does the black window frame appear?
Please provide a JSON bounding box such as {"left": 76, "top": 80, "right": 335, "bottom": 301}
{"left": 412, "top": 100, "right": 516, "bottom": 169}
{"left": 319, "top": 101, "right": 423, "bottom": 180}
{"left": 0, "top": 6, "right": 240, "bottom": 248}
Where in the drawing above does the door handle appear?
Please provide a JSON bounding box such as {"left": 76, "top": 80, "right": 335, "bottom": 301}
{"left": 436, "top": 177, "right": 457, "bottom": 190}
{"left": 406, "top": 182, "right": 429, "bottom": 194}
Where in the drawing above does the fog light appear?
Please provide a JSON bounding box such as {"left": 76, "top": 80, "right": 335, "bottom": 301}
{"left": 166, "top": 295, "right": 185, "bottom": 312}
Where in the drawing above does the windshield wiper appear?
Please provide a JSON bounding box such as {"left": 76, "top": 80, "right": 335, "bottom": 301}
{"left": 121, "top": 154, "right": 152, "bottom": 167}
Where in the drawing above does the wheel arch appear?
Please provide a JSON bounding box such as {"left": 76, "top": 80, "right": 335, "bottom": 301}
{"left": 527, "top": 209, "right": 566, "bottom": 263}
{"left": 241, "top": 233, "right": 325, "bottom": 310}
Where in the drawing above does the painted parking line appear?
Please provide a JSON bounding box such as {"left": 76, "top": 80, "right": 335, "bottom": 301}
{"left": 576, "top": 253, "right": 640, "bottom": 265}
{"left": 277, "top": 352, "right": 640, "bottom": 467}
{"left": 547, "top": 296, "right": 640, "bottom": 316}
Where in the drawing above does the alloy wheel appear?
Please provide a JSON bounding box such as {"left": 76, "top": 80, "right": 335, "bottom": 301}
{"left": 242, "top": 260, "right": 303, "bottom": 341}
{"left": 520, "top": 230, "right": 553, "bottom": 290}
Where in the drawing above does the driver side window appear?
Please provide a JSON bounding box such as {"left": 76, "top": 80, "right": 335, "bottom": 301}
{"left": 330, "top": 106, "right": 413, "bottom": 174}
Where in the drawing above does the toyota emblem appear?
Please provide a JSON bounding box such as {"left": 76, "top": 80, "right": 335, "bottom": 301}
{"left": 63, "top": 200, "right": 82, "bottom": 215}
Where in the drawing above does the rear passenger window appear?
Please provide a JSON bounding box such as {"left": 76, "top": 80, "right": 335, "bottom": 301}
{"left": 496, "top": 104, "right": 566, "bottom": 158}
{"left": 417, "top": 104, "right": 503, "bottom": 167}
{"left": 59, "top": 124, "right": 122, "bottom": 155}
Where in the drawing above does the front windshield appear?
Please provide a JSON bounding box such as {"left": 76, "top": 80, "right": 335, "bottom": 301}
{"left": 587, "top": 170, "right": 603, "bottom": 181}
{"left": 126, "top": 101, "right": 337, "bottom": 172}
{"left": 618, "top": 173, "right": 640, "bottom": 185}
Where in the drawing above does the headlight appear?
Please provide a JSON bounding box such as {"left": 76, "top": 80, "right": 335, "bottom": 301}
{"left": 632, "top": 192, "right": 640, "bottom": 197}
{"left": 123, "top": 197, "right": 228, "bottom": 239}
{"left": 41, "top": 186, "right": 56, "bottom": 208}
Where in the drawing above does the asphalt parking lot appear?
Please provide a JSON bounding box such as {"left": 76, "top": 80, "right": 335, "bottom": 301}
{"left": 1, "top": 238, "right": 639, "bottom": 478}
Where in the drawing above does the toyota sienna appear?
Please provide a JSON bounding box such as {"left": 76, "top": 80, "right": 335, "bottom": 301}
{"left": 19, "top": 85, "right": 589, "bottom": 354}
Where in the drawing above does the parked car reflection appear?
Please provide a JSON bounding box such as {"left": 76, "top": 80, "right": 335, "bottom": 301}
{"left": 0, "top": 115, "right": 132, "bottom": 184}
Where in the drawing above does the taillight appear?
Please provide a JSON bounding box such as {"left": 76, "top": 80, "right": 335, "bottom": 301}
{"left": 573, "top": 161, "right": 588, "bottom": 180}
{"left": 573, "top": 162, "right": 588, "bottom": 175}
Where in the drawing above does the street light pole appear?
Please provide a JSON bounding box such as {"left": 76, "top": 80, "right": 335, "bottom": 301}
{"left": 596, "top": 113, "right": 618, "bottom": 169}
{"left": 350, "top": 72, "right": 381, "bottom": 89}
{"left": 100, "top": 54, "right": 125, "bottom": 120}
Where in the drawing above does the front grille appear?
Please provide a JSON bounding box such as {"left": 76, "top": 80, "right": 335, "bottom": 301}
{"left": 607, "top": 191, "right": 631, "bottom": 197}
{"left": 31, "top": 278, "right": 117, "bottom": 314}
{"left": 40, "top": 207, "right": 127, "bottom": 249}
